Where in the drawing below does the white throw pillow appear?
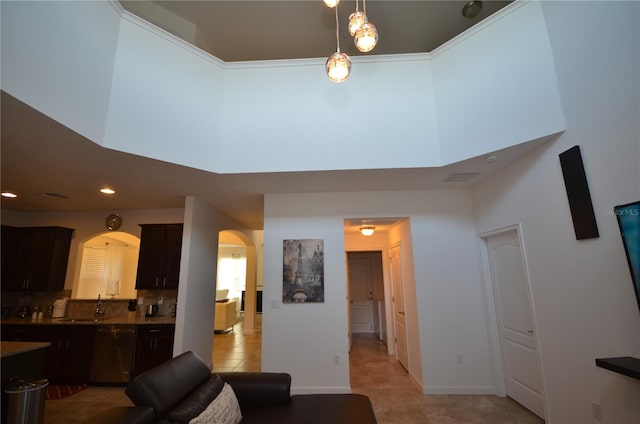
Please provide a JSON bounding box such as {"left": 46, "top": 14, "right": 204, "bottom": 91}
{"left": 188, "top": 383, "right": 242, "bottom": 424}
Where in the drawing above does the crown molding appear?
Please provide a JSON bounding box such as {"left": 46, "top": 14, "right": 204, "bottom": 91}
{"left": 431, "top": 0, "right": 531, "bottom": 58}
{"left": 107, "top": 0, "right": 225, "bottom": 69}
{"left": 106, "top": 0, "right": 530, "bottom": 71}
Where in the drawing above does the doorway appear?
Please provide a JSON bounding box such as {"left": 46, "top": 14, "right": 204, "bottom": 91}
{"left": 347, "top": 251, "right": 385, "bottom": 340}
{"left": 213, "top": 230, "right": 261, "bottom": 371}
{"left": 481, "top": 226, "right": 546, "bottom": 419}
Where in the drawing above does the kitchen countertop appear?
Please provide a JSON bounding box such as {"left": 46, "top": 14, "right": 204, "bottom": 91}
{"left": 1, "top": 316, "right": 176, "bottom": 326}
{"left": 1, "top": 341, "right": 51, "bottom": 358}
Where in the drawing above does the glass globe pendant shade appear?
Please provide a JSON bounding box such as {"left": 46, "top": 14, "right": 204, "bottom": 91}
{"left": 323, "top": 0, "right": 340, "bottom": 8}
{"left": 354, "top": 21, "right": 378, "bottom": 52}
{"left": 348, "top": 11, "right": 366, "bottom": 36}
{"left": 326, "top": 51, "right": 351, "bottom": 82}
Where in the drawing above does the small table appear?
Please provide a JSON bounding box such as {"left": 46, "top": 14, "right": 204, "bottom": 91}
{"left": 595, "top": 356, "right": 640, "bottom": 381}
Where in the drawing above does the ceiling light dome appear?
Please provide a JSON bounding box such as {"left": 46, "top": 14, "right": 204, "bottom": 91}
{"left": 360, "top": 226, "right": 376, "bottom": 236}
{"left": 348, "top": 10, "right": 366, "bottom": 36}
{"left": 326, "top": 52, "right": 351, "bottom": 82}
{"left": 323, "top": 0, "right": 340, "bottom": 8}
{"left": 354, "top": 21, "right": 378, "bottom": 52}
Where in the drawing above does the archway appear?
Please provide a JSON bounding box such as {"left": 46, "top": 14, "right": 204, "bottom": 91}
{"left": 73, "top": 231, "right": 140, "bottom": 299}
{"left": 217, "top": 230, "right": 259, "bottom": 335}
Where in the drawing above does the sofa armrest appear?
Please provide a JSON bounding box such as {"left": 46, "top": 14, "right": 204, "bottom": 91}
{"left": 218, "top": 372, "right": 291, "bottom": 410}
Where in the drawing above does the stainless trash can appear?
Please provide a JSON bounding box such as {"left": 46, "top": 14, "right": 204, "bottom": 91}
{"left": 4, "top": 377, "right": 48, "bottom": 424}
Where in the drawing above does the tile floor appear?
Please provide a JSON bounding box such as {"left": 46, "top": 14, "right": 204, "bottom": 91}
{"left": 349, "top": 332, "right": 543, "bottom": 424}
{"left": 212, "top": 313, "right": 262, "bottom": 372}
{"left": 43, "top": 314, "right": 544, "bottom": 423}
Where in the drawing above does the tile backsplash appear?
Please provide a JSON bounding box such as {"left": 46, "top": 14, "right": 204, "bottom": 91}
{"left": 1, "top": 289, "right": 178, "bottom": 319}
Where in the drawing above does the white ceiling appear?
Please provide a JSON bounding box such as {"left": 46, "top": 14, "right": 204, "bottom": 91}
{"left": 1, "top": 0, "right": 548, "bottom": 232}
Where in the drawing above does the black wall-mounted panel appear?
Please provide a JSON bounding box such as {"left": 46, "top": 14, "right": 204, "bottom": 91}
{"left": 559, "top": 145, "right": 599, "bottom": 240}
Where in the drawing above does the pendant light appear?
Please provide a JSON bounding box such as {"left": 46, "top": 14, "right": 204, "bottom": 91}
{"left": 323, "top": 0, "right": 340, "bottom": 7}
{"left": 354, "top": 0, "right": 378, "bottom": 52}
{"left": 348, "top": 0, "right": 366, "bottom": 36}
{"left": 326, "top": 3, "right": 351, "bottom": 82}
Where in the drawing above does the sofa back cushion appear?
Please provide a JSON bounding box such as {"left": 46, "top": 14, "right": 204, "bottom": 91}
{"left": 126, "top": 351, "right": 211, "bottom": 419}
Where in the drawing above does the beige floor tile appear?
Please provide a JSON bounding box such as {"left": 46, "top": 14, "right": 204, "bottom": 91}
{"left": 47, "top": 317, "right": 543, "bottom": 424}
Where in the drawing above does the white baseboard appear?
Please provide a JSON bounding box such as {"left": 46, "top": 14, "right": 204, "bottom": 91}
{"left": 423, "top": 386, "right": 496, "bottom": 395}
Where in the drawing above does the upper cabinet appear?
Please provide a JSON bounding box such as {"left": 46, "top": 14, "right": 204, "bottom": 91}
{"left": 1, "top": 226, "right": 74, "bottom": 291}
{"left": 135, "top": 224, "right": 183, "bottom": 290}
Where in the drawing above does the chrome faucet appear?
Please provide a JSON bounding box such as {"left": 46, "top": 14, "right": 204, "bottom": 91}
{"left": 95, "top": 294, "right": 105, "bottom": 320}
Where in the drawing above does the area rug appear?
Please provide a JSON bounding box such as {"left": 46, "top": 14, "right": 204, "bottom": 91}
{"left": 46, "top": 384, "right": 88, "bottom": 400}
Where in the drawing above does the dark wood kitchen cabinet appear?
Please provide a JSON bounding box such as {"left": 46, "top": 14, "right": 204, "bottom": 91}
{"left": 132, "top": 324, "right": 174, "bottom": 377}
{"left": 1, "top": 324, "right": 95, "bottom": 384}
{"left": 135, "top": 224, "right": 183, "bottom": 290}
{"left": 1, "top": 226, "right": 74, "bottom": 291}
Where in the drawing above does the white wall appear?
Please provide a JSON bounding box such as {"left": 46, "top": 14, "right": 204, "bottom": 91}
{"left": 263, "top": 190, "right": 493, "bottom": 394}
{"left": 175, "top": 196, "right": 254, "bottom": 365}
{"left": 2, "top": 0, "right": 564, "bottom": 176}
{"left": 432, "top": 0, "right": 566, "bottom": 164}
{"left": 103, "top": 13, "right": 225, "bottom": 172}
{"left": 472, "top": 2, "right": 640, "bottom": 423}
{"left": 0, "top": 0, "right": 120, "bottom": 143}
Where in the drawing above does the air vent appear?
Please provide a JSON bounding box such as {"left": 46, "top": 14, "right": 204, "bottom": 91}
{"left": 443, "top": 171, "right": 481, "bottom": 182}
{"left": 42, "top": 192, "right": 69, "bottom": 199}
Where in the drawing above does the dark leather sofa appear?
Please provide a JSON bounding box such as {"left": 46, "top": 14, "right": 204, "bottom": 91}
{"left": 85, "top": 351, "right": 377, "bottom": 424}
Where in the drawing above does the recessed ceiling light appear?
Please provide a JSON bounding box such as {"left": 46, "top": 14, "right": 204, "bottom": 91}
{"left": 100, "top": 187, "right": 116, "bottom": 195}
{"left": 1, "top": 192, "right": 17, "bottom": 198}
{"left": 486, "top": 155, "right": 498, "bottom": 163}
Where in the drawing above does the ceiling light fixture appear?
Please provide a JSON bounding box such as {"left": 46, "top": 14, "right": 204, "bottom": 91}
{"left": 100, "top": 187, "right": 116, "bottom": 195}
{"left": 325, "top": 2, "right": 351, "bottom": 82}
{"left": 360, "top": 226, "right": 376, "bottom": 236}
{"left": 348, "top": 0, "right": 366, "bottom": 36}
{"left": 354, "top": 0, "right": 378, "bottom": 53}
{"left": 323, "top": 0, "right": 340, "bottom": 7}
{"left": 1, "top": 192, "right": 17, "bottom": 198}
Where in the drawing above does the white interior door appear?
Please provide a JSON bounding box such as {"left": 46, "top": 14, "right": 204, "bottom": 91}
{"left": 347, "top": 255, "right": 375, "bottom": 333}
{"left": 390, "top": 244, "right": 408, "bottom": 370}
{"left": 487, "top": 230, "right": 544, "bottom": 418}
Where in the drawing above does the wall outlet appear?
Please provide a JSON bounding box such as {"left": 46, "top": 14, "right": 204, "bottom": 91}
{"left": 332, "top": 354, "right": 340, "bottom": 365}
{"left": 157, "top": 296, "right": 164, "bottom": 305}
{"left": 591, "top": 402, "right": 602, "bottom": 421}
{"left": 456, "top": 354, "right": 463, "bottom": 364}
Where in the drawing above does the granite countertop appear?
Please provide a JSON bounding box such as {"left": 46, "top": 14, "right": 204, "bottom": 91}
{"left": 1, "top": 341, "right": 51, "bottom": 358}
{"left": 1, "top": 316, "right": 176, "bottom": 326}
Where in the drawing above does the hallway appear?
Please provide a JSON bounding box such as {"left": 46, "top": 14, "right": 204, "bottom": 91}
{"left": 350, "top": 333, "right": 543, "bottom": 424}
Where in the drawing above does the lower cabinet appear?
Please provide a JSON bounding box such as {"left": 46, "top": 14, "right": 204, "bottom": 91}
{"left": 2, "top": 323, "right": 175, "bottom": 383}
{"left": 132, "top": 324, "right": 175, "bottom": 378}
{"left": 1, "top": 324, "right": 95, "bottom": 384}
